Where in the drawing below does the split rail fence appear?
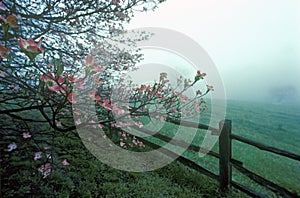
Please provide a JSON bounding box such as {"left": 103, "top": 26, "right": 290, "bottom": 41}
{"left": 134, "top": 119, "right": 300, "bottom": 198}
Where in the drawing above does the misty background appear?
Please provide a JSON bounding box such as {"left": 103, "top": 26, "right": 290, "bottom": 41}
{"left": 125, "top": 0, "right": 300, "bottom": 105}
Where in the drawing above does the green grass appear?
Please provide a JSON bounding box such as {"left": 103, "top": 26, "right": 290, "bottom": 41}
{"left": 2, "top": 99, "right": 299, "bottom": 197}
{"left": 98, "top": 161, "right": 243, "bottom": 198}
{"left": 1, "top": 105, "right": 243, "bottom": 197}
{"left": 140, "top": 99, "right": 300, "bottom": 197}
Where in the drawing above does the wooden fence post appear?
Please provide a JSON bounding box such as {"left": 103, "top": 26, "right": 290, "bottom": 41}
{"left": 219, "top": 119, "right": 232, "bottom": 193}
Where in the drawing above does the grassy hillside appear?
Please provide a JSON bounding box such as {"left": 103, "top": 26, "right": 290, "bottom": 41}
{"left": 2, "top": 99, "right": 299, "bottom": 197}
{"left": 144, "top": 99, "right": 300, "bottom": 197}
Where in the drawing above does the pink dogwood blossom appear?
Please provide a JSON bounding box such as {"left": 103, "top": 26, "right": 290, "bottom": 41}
{"left": 67, "top": 91, "right": 77, "bottom": 104}
{"left": 135, "top": 121, "right": 143, "bottom": 128}
{"left": 196, "top": 90, "right": 202, "bottom": 95}
{"left": 22, "top": 132, "right": 31, "bottom": 139}
{"left": 0, "top": 14, "right": 18, "bottom": 28}
{"left": 7, "top": 142, "right": 17, "bottom": 152}
{"left": 120, "top": 141, "right": 125, "bottom": 147}
{"left": 139, "top": 141, "right": 144, "bottom": 147}
{"left": 55, "top": 120, "right": 62, "bottom": 127}
{"left": 206, "top": 85, "right": 214, "bottom": 91}
{"left": 0, "top": 45, "right": 9, "bottom": 59}
{"left": 85, "top": 55, "right": 103, "bottom": 73}
{"left": 17, "top": 37, "right": 44, "bottom": 60}
{"left": 40, "top": 73, "right": 69, "bottom": 95}
{"left": 197, "top": 70, "right": 206, "bottom": 78}
{"left": 112, "top": 0, "right": 120, "bottom": 6}
{"left": 62, "top": 159, "right": 70, "bottom": 166}
{"left": 34, "top": 152, "right": 42, "bottom": 160}
{"left": 85, "top": 55, "right": 97, "bottom": 67}
{"left": 101, "top": 99, "right": 112, "bottom": 110}
{"left": 112, "top": 104, "right": 125, "bottom": 115}
{"left": 38, "top": 163, "right": 51, "bottom": 178}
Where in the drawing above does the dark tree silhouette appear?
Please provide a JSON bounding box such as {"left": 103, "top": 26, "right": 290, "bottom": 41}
{"left": 269, "top": 85, "right": 297, "bottom": 104}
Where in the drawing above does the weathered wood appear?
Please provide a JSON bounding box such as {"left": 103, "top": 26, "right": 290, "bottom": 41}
{"left": 231, "top": 134, "right": 300, "bottom": 161}
{"left": 219, "top": 120, "right": 232, "bottom": 193}
{"left": 128, "top": 118, "right": 300, "bottom": 198}
{"left": 132, "top": 125, "right": 220, "bottom": 159}
{"left": 138, "top": 133, "right": 219, "bottom": 181}
{"left": 165, "top": 117, "right": 219, "bottom": 134}
{"left": 128, "top": 112, "right": 218, "bottom": 133}
{"left": 132, "top": 125, "right": 244, "bottom": 165}
{"left": 232, "top": 161, "right": 299, "bottom": 198}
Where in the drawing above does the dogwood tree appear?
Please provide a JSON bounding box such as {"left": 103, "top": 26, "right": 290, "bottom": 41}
{"left": 0, "top": 0, "right": 213, "bottom": 196}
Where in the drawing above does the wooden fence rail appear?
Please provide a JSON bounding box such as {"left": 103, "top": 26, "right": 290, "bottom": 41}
{"left": 135, "top": 118, "right": 300, "bottom": 198}
{"left": 230, "top": 133, "right": 300, "bottom": 161}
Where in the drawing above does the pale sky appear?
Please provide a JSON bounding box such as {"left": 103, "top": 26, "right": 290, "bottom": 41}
{"left": 125, "top": 0, "right": 300, "bottom": 104}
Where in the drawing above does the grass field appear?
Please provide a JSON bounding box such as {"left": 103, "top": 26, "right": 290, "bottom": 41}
{"left": 141, "top": 99, "right": 300, "bottom": 197}
{"left": 1, "top": 100, "right": 242, "bottom": 197}
{"left": 2, "top": 99, "right": 299, "bottom": 197}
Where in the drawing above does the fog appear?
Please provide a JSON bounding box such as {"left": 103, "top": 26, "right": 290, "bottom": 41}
{"left": 126, "top": 0, "right": 300, "bottom": 105}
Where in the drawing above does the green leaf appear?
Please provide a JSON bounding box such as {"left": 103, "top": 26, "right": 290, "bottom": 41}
{"left": 54, "top": 59, "right": 64, "bottom": 75}
{"left": 57, "top": 64, "right": 64, "bottom": 75}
